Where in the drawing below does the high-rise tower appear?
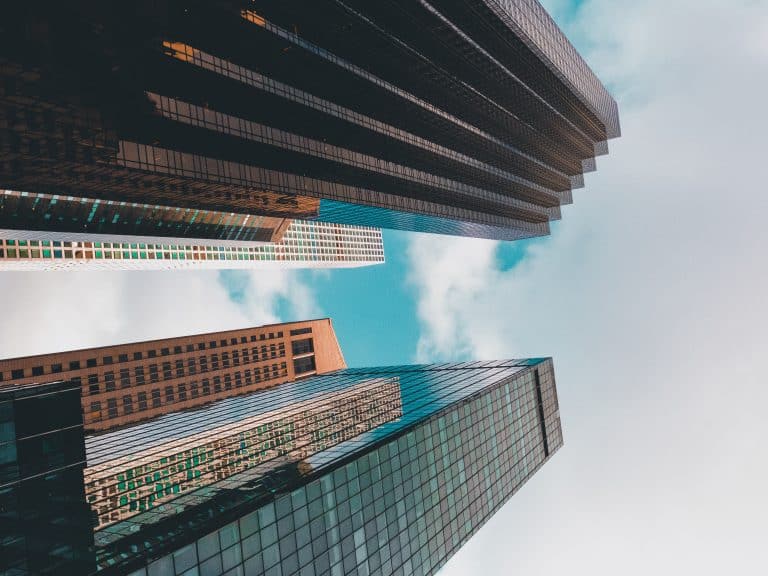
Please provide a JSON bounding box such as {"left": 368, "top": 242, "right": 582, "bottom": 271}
{"left": 0, "top": 0, "right": 619, "bottom": 241}
{"left": 1, "top": 357, "right": 563, "bottom": 575}
{"left": 0, "top": 214, "right": 384, "bottom": 271}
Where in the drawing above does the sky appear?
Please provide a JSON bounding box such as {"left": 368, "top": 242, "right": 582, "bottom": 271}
{"left": 1, "top": 0, "right": 768, "bottom": 574}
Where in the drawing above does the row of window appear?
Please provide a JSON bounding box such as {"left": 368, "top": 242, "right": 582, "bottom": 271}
{"left": 79, "top": 346, "right": 288, "bottom": 396}
{"left": 88, "top": 363, "right": 289, "bottom": 421}
{"left": 0, "top": 331, "right": 301, "bottom": 381}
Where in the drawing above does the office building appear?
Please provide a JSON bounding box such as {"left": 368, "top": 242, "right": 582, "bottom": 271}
{"left": 1, "top": 357, "right": 562, "bottom": 575}
{"left": 0, "top": 216, "right": 384, "bottom": 271}
{"left": 0, "top": 0, "right": 619, "bottom": 241}
{"left": 0, "top": 318, "right": 346, "bottom": 432}
{"left": 0, "top": 381, "right": 94, "bottom": 575}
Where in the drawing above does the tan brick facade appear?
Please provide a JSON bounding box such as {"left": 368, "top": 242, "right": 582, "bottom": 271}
{"left": 0, "top": 319, "right": 345, "bottom": 432}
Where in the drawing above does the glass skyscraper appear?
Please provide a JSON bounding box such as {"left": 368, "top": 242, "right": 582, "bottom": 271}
{"left": 1, "top": 358, "right": 562, "bottom": 575}
{"left": 0, "top": 0, "right": 618, "bottom": 241}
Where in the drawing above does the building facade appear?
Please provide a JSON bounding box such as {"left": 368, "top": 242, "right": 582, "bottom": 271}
{"left": 0, "top": 218, "right": 384, "bottom": 271}
{"left": 82, "top": 358, "right": 561, "bottom": 575}
{"left": 0, "top": 319, "right": 346, "bottom": 432}
{"left": 0, "top": 381, "right": 94, "bottom": 575}
{"left": 0, "top": 0, "right": 619, "bottom": 241}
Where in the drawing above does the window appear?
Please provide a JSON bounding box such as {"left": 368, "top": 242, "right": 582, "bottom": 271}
{"left": 50, "top": 363, "right": 62, "bottom": 374}
{"left": 187, "top": 358, "right": 196, "bottom": 375}
{"left": 240, "top": 336, "right": 247, "bottom": 344}
{"left": 220, "top": 339, "right": 227, "bottom": 347}
{"left": 197, "top": 342, "right": 206, "bottom": 351}
{"left": 90, "top": 402, "right": 102, "bottom": 421}
{"left": 133, "top": 352, "right": 143, "bottom": 361}
{"left": 175, "top": 360, "right": 184, "bottom": 378}
{"left": 209, "top": 341, "right": 217, "bottom": 349}
{"left": 123, "top": 395, "right": 133, "bottom": 415}
{"left": 178, "top": 383, "right": 187, "bottom": 401}
{"left": 165, "top": 386, "right": 174, "bottom": 403}
{"left": 222, "top": 352, "right": 230, "bottom": 368}
{"left": 186, "top": 344, "right": 194, "bottom": 353}
{"left": 202, "top": 379, "right": 211, "bottom": 396}
{"left": 120, "top": 368, "right": 130, "bottom": 388}
{"left": 293, "top": 357, "right": 316, "bottom": 375}
{"left": 200, "top": 357, "right": 208, "bottom": 372}
{"left": 137, "top": 392, "right": 148, "bottom": 411}
{"left": 149, "top": 364, "right": 159, "bottom": 383}
{"left": 290, "top": 327, "right": 312, "bottom": 336}
{"left": 161, "top": 348, "right": 170, "bottom": 356}
{"left": 190, "top": 381, "right": 199, "bottom": 398}
{"left": 211, "top": 354, "right": 220, "bottom": 370}
{"left": 277, "top": 331, "right": 283, "bottom": 338}
{"left": 270, "top": 344, "right": 277, "bottom": 358}
{"left": 107, "top": 398, "right": 118, "bottom": 418}
{"left": 151, "top": 389, "right": 161, "bottom": 408}
{"left": 69, "top": 360, "right": 81, "bottom": 370}
{"left": 250, "top": 335, "right": 257, "bottom": 342}
{"left": 134, "top": 366, "right": 145, "bottom": 385}
{"left": 162, "top": 362, "right": 172, "bottom": 380}
{"left": 173, "top": 346, "right": 182, "bottom": 354}
{"left": 118, "top": 354, "right": 129, "bottom": 363}
{"left": 234, "top": 372, "right": 243, "bottom": 388}
{"left": 245, "top": 369, "right": 253, "bottom": 385}
{"left": 291, "top": 338, "right": 314, "bottom": 355}
{"left": 11, "top": 369, "right": 24, "bottom": 379}
{"left": 148, "top": 350, "right": 157, "bottom": 358}
{"left": 224, "top": 374, "right": 232, "bottom": 390}
{"left": 88, "top": 374, "right": 99, "bottom": 394}
{"left": 104, "top": 372, "right": 115, "bottom": 392}
{"left": 232, "top": 351, "right": 240, "bottom": 366}
{"left": 213, "top": 376, "right": 222, "bottom": 393}
{"left": 103, "top": 356, "right": 113, "bottom": 365}
{"left": 32, "top": 366, "right": 44, "bottom": 377}
{"left": 86, "top": 358, "right": 97, "bottom": 368}
{"left": 230, "top": 338, "right": 237, "bottom": 346}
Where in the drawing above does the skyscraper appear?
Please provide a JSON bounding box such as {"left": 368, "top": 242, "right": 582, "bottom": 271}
{"left": 0, "top": 216, "right": 384, "bottom": 271}
{"left": 1, "top": 357, "right": 562, "bottom": 575}
{"left": 0, "top": 380, "right": 94, "bottom": 575}
{"left": 0, "top": 0, "right": 619, "bottom": 241}
{"left": 0, "top": 318, "right": 347, "bottom": 432}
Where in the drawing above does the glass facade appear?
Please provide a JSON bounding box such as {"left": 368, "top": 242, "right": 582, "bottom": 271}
{"left": 0, "top": 190, "right": 292, "bottom": 243}
{"left": 79, "top": 358, "right": 561, "bottom": 575}
{"left": 0, "top": 0, "right": 618, "bottom": 241}
{"left": 0, "top": 381, "right": 94, "bottom": 575}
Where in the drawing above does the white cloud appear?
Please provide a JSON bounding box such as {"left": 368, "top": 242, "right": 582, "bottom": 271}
{"left": 0, "top": 269, "right": 320, "bottom": 359}
{"left": 408, "top": 1, "right": 768, "bottom": 574}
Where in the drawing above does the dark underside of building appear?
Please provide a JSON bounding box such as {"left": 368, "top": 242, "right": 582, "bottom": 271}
{"left": 0, "top": 0, "right": 619, "bottom": 241}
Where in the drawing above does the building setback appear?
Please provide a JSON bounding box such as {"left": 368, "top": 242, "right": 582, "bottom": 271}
{"left": 0, "top": 0, "right": 619, "bottom": 241}
{"left": 0, "top": 319, "right": 346, "bottom": 432}
{"left": 1, "top": 357, "right": 562, "bottom": 575}
{"left": 0, "top": 219, "right": 384, "bottom": 271}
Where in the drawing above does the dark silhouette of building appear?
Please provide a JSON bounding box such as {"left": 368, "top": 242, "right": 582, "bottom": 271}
{"left": 0, "top": 381, "right": 94, "bottom": 575}
{"left": 0, "top": 0, "right": 619, "bottom": 241}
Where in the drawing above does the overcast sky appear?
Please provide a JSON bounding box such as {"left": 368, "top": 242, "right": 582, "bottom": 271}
{"left": 1, "top": 1, "right": 767, "bottom": 574}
